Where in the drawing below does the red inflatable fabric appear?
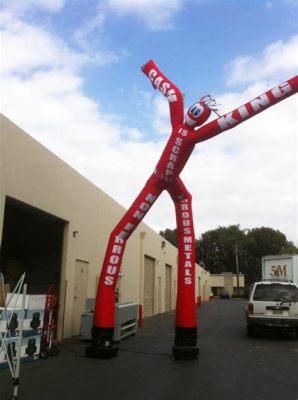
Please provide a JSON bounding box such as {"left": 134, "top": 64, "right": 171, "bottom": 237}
{"left": 94, "top": 60, "right": 298, "bottom": 334}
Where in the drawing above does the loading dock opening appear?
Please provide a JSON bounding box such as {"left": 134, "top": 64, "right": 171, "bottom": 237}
{"left": 0, "top": 197, "right": 65, "bottom": 297}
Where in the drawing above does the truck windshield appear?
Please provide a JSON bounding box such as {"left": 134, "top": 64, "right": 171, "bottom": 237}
{"left": 253, "top": 283, "right": 298, "bottom": 302}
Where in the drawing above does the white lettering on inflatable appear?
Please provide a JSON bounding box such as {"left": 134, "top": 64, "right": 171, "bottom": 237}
{"left": 176, "top": 199, "right": 194, "bottom": 285}
{"left": 164, "top": 135, "right": 186, "bottom": 178}
{"left": 118, "top": 230, "right": 129, "bottom": 240}
{"left": 217, "top": 112, "right": 238, "bottom": 130}
{"left": 112, "top": 245, "right": 122, "bottom": 254}
{"left": 161, "top": 82, "right": 170, "bottom": 95}
{"left": 110, "top": 255, "right": 119, "bottom": 264}
{"left": 158, "top": 129, "right": 190, "bottom": 181}
{"left": 104, "top": 194, "right": 157, "bottom": 285}
{"left": 218, "top": 81, "right": 293, "bottom": 131}
{"left": 124, "top": 223, "right": 135, "bottom": 232}
{"left": 178, "top": 128, "right": 189, "bottom": 136}
{"left": 107, "top": 266, "right": 117, "bottom": 275}
{"left": 167, "top": 161, "right": 174, "bottom": 170}
{"left": 148, "top": 69, "right": 157, "bottom": 82}
{"left": 140, "top": 202, "right": 150, "bottom": 211}
{"left": 104, "top": 276, "right": 114, "bottom": 285}
{"left": 238, "top": 105, "right": 250, "bottom": 119}
{"left": 148, "top": 68, "right": 177, "bottom": 102}
{"left": 104, "top": 236, "right": 125, "bottom": 285}
{"left": 154, "top": 76, "right": 163, "bottom": 88}
{"left": 146, "top": 193, "right": 157, "bottom": 204}
{"left": 133, "top": 210, "right": 144, "bottom": 220}
{"left": 250, "top": 94, "right": 270, "bottom": 111}
{"left": 272, "top": 82, "right": 292, "bottom": 98}
{"left": 115, "top": 237, "right": 124, "bottom": 244}
{"left": 167, "top": 89, "right": 178, "bottom": 102}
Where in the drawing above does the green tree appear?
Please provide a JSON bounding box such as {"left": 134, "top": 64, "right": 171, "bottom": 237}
{"left": 243, "top": 227, "right": 297, "bottom": 284}
{"left": 159, "top": 228, "right": 178, "bottom": 248}
{"left": 160, "top": 225, "right": 297, "bottom": 287}
{"left": 196, "top": 225, "right": 246, "bottom": 274}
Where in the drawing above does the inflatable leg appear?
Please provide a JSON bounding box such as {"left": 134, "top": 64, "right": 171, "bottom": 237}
{"left": 86, "top": 176, "right": 162, "bottom": 358}
{"left": 168, "top": 179, "right": 198, "bottom": 360}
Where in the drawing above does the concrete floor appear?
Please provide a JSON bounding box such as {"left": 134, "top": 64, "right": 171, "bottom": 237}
{"left": 1, "top": 299, "right": 298, "bottom": 400}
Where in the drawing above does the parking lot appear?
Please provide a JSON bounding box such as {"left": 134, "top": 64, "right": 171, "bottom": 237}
{"left": 1, "top": 298, "right": 298, "bottom": 400}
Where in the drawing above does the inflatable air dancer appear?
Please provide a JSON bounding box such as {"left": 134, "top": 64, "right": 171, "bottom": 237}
{"left": 86, "top": 60, "right": 298, "bottom": 360}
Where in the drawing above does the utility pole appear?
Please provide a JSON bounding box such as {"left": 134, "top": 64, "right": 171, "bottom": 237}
{"left": 235, "top": 243, "right": 239, "bottom": 297}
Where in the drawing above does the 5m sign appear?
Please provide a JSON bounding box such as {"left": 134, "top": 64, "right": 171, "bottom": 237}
{"left": 270, "top": 264, "right": 288, "bottom": 278}
{"left": 262, "top": 255, "right": 297, "bottom": 282}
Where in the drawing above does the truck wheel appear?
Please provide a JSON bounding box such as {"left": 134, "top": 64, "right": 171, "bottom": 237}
{"left": 247, "top": 325, "right": 255, "bottom": 338}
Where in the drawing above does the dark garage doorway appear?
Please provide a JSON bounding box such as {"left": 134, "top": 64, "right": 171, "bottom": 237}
{"left": 0, "top": 197, "right": 66, "bottom": 296}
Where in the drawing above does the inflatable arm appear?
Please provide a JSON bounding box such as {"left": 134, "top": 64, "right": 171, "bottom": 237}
{"left": 190, "top": 75, "right": 298, "bottom": 144}
{"left": 142, "top": 60, "right": 184, "bottom": 127}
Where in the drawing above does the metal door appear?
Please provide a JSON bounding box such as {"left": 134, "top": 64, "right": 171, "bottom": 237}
{"left": 143, "top": 256, "right": 155, "bottom": 317}
{"left": 165, "top": 264, "right": 172, "bottom": 311}
{"left": 72, "top": 259, "right": 89, "bottom": 335}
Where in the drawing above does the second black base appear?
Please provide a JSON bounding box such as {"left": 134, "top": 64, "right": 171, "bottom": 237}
{"left": 172, "top": 326, "right": 199, "bottom": 361}
{"left": 172, "top": 345, "right": 199, "bottom": 361}
{"left": 85, "top": 344, "right": 118, "bottom": 359}
{"left": 85, "top": 326, "right": 118, "bottom": 359}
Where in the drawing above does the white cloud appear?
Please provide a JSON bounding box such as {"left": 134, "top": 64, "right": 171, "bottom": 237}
{"left": 152, "top": 96, "right": 171, "bottom": 135}
{"left": 106, "top": 0, "right": 183, "bottom": 30}
{"left": 126, "top": 127, "right": 144, "bottom": 140}
{"left": 0, "top": 3, "right": 297, "bottom": 245}
{"left": 0, "top": 12, "right": 87, "bottom": 75}
{"left": 1, "top": 0, "right": 65, "bottom": 15}
{"left": 225, "top": 35, "right": 298, "bottom": 86}
{"left": 184, "top": 95, "right": 297, "bottom": 243}
{"left": 72, "top": 0, "right": 183, "bottom": 50}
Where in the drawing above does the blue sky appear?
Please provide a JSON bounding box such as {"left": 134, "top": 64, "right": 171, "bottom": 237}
{"left": 24, "top": 0, "right": 297, "bottom": 133}
{"left": 1, "top": 0, "right": 298, "bottom": 244}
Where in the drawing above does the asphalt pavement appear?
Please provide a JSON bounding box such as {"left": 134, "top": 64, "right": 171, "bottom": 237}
{"left": 1, "top": 298, "right": 298, "bottom": 400}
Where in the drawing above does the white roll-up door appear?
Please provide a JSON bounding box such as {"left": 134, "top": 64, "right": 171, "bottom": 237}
{"left": 165, "top": 264, "right": 172, "bottom": 311}
{"left": 143, "top": 256, "right": 155, "bottom": 317}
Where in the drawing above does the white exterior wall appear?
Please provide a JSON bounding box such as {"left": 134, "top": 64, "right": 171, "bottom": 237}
{"left": 210, "top": 273, "right": 245, "bottom": 293}
{"left": 0, "top": 114, "right": 210, "bottom": 338}
{"left": 232, "top": 274, "right": 245, "bottom": 288}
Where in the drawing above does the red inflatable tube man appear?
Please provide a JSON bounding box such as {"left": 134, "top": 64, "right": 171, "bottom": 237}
{"left": 86, "top": 60, "right": 298, "bottom": 360}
